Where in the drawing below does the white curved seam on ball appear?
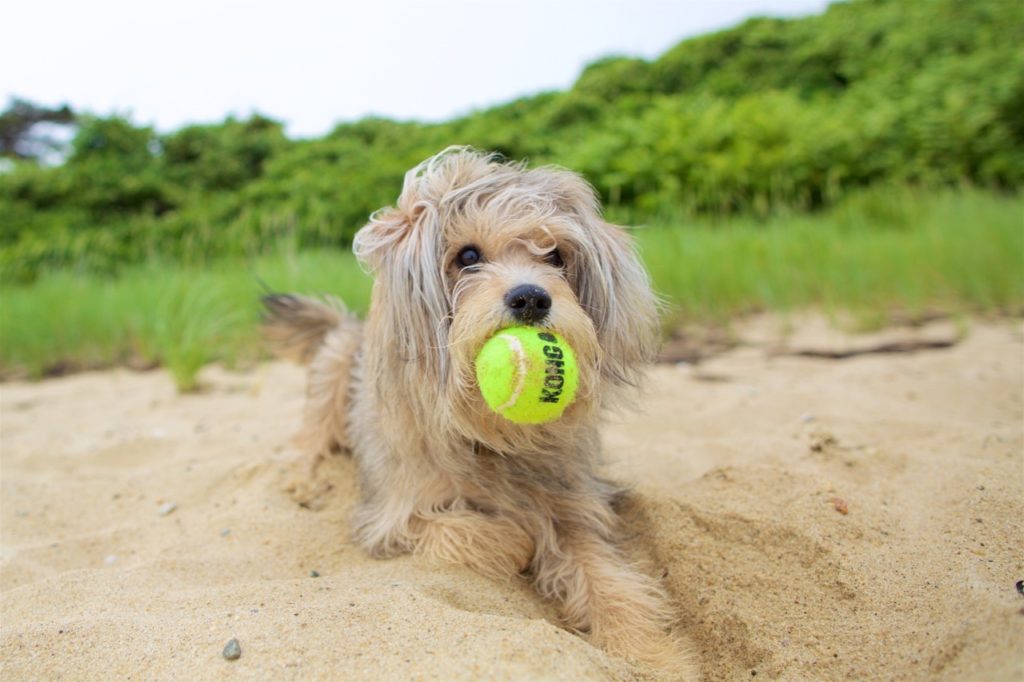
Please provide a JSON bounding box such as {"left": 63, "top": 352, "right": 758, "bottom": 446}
{"left": 495, "top": 333, "right": 527, "bottom": 412}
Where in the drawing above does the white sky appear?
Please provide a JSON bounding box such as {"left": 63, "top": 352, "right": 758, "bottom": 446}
{"left": 4, "top": 0, "right": 831, "bottom": 138}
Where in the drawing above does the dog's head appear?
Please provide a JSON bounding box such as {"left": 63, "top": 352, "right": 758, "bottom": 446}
{"left": 354, "top": 147, "right": 659, "bottom": 448}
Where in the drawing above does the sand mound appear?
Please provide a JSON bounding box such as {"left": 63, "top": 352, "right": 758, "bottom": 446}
{"left": 2, "top": 319, "right": 1022, "bottom": 680}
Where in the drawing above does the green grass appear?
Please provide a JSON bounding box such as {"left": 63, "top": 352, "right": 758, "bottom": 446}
{"left": 639, "top": 186, "right": 1024, "bottom": 328}
{"left": 0, "top": 248, "right": 372, "bottom": 389}
{"left": 1, "top": 187, "right": 1021, "bottom": 390}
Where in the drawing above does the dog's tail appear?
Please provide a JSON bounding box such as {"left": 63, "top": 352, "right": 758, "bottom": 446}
{"left": 261, "top": 293, "right": 351, "bottom": 365}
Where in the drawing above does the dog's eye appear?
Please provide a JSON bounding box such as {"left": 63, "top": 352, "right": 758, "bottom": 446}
{"left": 456, "top": 246, "right": 482, "bottom": 268}
{"left": 545, "top": 249, "right": 564, "bottom": 268}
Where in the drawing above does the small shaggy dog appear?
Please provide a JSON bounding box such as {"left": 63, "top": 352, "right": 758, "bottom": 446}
{"left": 263, "top": 148, "right": 697, "bottom": 676}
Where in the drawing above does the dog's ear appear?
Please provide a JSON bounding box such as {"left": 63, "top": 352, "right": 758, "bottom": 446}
{"left": 351, "top": 206, "right": 412, "bottom": 272}
{"left": 552, "top": 173, "right": 660, "bottom": 388}
{"left": 353, "top": 198, "right": 450, "bottom": 385}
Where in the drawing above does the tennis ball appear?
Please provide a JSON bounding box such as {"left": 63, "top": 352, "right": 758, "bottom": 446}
{"left": 475, "top": 327, "right": 579, "bottom": 424}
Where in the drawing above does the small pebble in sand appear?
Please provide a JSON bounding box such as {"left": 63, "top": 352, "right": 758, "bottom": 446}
{"left": 223, "top": 638, "right": 242, "bottom": 661}
{"left": 1015, "top": 580, "right": 1023, "bottom": 597}
{"left": 810, "top": 432, "right": 838, "bottom": 452}
{"left": 801, "top": 413, "right": 816, "bottom": 423}
{"left": 830, "top": 497, "right": 849, "bottom": 515}
{"left": 310, "top": 570, "right": 320, "bottom": 578}
{"left": 158, "top": 502, "right": 178, "bottom": 516}
{"left": 220, "top": 529, "right": 231, "bottom": 537}
{"left": 104, "top": 555, "right": 118, "bottom": 565}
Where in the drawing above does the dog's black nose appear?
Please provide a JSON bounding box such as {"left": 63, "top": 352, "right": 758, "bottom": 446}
{"left": 504, "top": 284, "right": 552, "bottom": 323}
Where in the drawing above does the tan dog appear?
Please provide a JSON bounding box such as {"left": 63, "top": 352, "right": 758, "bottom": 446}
{"left": 263, "top": 147, "right": 697, "bottom": 676}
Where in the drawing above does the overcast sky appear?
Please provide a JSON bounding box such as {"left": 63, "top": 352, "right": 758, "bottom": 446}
{"left": 5, "top": 0, "right": 831, "bottom": 137}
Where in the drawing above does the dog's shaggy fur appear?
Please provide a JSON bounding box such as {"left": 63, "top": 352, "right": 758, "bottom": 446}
{"left": 263, "top": 148, "right": 697, "bottom": 676}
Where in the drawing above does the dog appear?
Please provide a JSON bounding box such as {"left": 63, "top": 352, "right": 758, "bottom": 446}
{"left": 263, "top": 147, "right": 697, "bottom": 676}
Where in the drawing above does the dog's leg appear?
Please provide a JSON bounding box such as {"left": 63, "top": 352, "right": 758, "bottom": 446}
{"left": 533, "top": 524, "right": 699, "bottom": 677}
{"left": 408, "top": 510, "right": 535, "bottom": 580}
{"left": 282, "top": 323, "right": 361, "bottom": 514}
{"left": 352, "top": 499, "right": 534, "bottom": 579}
{"left": 296, "top": 322, "right": 361, "bottom": 457}
{"left": 261, "top": 293, "right": 361, "bottom": 459}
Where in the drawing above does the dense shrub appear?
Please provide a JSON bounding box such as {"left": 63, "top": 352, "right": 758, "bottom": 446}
{"left": 1, "top": 0, "right": 1022, "bottom": 282}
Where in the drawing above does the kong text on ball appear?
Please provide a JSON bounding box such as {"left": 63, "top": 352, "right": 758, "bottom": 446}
{"left": 474, "top": 327, "right": 579, "bottom": 424}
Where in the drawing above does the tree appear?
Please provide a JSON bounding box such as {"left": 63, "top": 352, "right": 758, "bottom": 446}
{"left": 0, "top": 98, "right": 76, "bottom": 162}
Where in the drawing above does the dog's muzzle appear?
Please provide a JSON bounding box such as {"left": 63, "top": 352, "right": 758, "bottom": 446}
{"left": 504, "top": 284, "right": 552, "bottom": 324}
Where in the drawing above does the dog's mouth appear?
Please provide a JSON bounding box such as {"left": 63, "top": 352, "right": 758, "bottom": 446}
{"left": 445, "top": 277, "right": 600, "bottom": 419}
{"left": 470, "top": 326, "right": 580, "bottom": 426}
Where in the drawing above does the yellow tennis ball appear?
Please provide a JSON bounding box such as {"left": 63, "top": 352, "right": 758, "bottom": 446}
{"left": 475, "top": 326, "right": 579, "bottom": 424}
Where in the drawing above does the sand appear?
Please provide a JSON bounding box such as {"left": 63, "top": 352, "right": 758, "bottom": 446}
{"left": 2, "top": 317, "right": 1022, "bottom": 680}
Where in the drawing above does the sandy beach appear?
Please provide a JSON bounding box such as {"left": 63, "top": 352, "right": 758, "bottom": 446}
{"left": 2, "top": 317, "right": 1022, "bottom": 680}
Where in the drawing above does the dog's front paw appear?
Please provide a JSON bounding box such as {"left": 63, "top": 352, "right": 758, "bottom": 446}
{"left": 282, "top": 451, "right": 336, "bottom": 511}
{"left": 413, "top": 513, "right": 535, "bottom": 581}
{"left": 581, "top": 574, "right": 700, "bottom": 679}
{"left": 590, "top": 623, "right": 700, "bottom": 680}
{"left": 537, "top": 529, "right": 700, "bottom": 679}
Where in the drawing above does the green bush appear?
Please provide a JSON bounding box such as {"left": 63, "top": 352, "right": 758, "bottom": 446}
{"left": 1, "top": 0, "right": 1022, "bottom": 282}
{"left": 2, "top": 187, "right": 1019, "bottom": 389}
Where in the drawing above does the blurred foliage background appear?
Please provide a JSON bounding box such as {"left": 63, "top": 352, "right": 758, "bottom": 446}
{"left": 1, "top": 0, "right": 1022, "bottom": 386}
{"left": 3, "top": 0, "right": 1022, "bottom": 282}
